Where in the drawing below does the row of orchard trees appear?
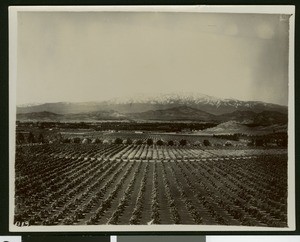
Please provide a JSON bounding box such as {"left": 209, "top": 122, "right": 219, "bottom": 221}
{"left": 16, "top": 132, "right": 46, "bottom": 144}
{"left": 62, "top": 137, "right": 212, "bottom": 147}
{"left": 117, "top": 138, "right": 212, "bottom": 147}
{"left": 16, "top": 132, "right": 214, "bottom": 147}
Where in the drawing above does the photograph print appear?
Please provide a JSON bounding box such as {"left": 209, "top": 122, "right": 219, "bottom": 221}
{"left": 9, "top": 6, "right": 295, "bottom": 231}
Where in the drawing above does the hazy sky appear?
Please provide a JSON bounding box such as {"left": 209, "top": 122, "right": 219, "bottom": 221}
{"left": 16, "top": 11, "right": 290, "bottom": 105}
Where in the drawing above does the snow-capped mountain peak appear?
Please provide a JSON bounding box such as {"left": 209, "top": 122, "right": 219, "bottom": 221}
{"left": 107, "top": 92, "right": 224, "bottom": 105}
{"left": 17, "top": 92, "right": 287, "bottom": 116}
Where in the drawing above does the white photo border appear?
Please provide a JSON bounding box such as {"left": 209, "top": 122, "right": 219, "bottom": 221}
{"left": 9, "top": 5, "right": 296, "bottom": 232}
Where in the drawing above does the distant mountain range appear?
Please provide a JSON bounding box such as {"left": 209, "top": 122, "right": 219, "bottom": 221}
{"left": 17, "top": 92, "right": 287, "bottom": 116}
{"left": 16, "top": 93, "right": 288, "bottom": 125}
{"left": 17, "top": 106, "right": 288, "bottom": 126}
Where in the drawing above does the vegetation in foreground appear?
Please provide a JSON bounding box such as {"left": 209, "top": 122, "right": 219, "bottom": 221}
{"left": 14, "top": 122, "right": 288, "bottom": 227}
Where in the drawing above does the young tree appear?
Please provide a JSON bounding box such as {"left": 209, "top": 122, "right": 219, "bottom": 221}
{"left": 126, "top": 138, "right": 133, "bottom": 145}
{"left": 27, "top": 132, "right": 36, "bottom": 143}
{"left": 114, "top": 138, "right": 123, "bottom": 144}
{"left": 146, "top": 138, "right": 154, "bottom": 146}
{"left": 38, "top": 133, "right": 45, "bottom": 143}
{"left": 203, "top": 139, "right": 211, "bottom": 146}
{"left": 63, "top": 138, "right": 71, "bottom": 143}
{"left": 225, "top": 141, "right": 232, "bottom": 146}
{"left": 57, "top": 132, "right": 63, "bottom": 143}
{"left": 255, "top": 139, "right": 265, "bottom": 147}
{"left": 156, "top": 140, "right": 164, "bottom": 146}
{"left": 95, "top": 138, "right": 103, "bottom": 144}
{"left": 16, "top": 132, "right": 25, "bottom": 144}
{"left": 73, "top": 137, "right": 81, "bottom": 144}
{"left": 179, "top": 139, "right": 187, "bottom": 146}
{"left": 248, "top": 139, "right": 255, "bottom": 147}
{"left": 136, "top": 139, "right": 143, "bottom": 145}
{"left": 168, "top": 140, "right": 174, "bottom": 146}
{"left": 82, "top": 138, "right": 91, "bottom": 144}
{"left": 277, "top": 137, "right": 287, "bottom": 147}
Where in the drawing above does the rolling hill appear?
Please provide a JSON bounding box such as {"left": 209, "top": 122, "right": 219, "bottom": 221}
{"left": 17, "top": 110, "right": 126, "bottom": 122}
{"left": 128, "top": 106, "right": 217, "bottom": 121}
{"left": 17, "top": 111, "right": 63, "bottom": 121}
{"left": 201, "top": 121, "right": 287, "bottom": 135}
{"left": 217, "top": 110, "right": 288, "bottom": 125}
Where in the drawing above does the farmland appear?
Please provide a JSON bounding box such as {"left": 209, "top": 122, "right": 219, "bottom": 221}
{"left": 13, "top": 10, "right": 291, "bottom": 229}
{"left": 14, "top": 136, "right": 288, "bottom": 227}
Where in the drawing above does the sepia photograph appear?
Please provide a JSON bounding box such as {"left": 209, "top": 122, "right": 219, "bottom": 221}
{"left": 9, "top": 6, "right": 295, "bottom": 231}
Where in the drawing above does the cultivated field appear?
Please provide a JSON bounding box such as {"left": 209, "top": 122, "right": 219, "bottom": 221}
{"left": 14, "top": 142, "right": 287, "bottom": 227}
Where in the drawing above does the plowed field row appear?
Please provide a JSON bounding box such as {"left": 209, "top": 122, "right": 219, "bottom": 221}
{"left": 14, "top": 144, "right": 287, "bottom": 227}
